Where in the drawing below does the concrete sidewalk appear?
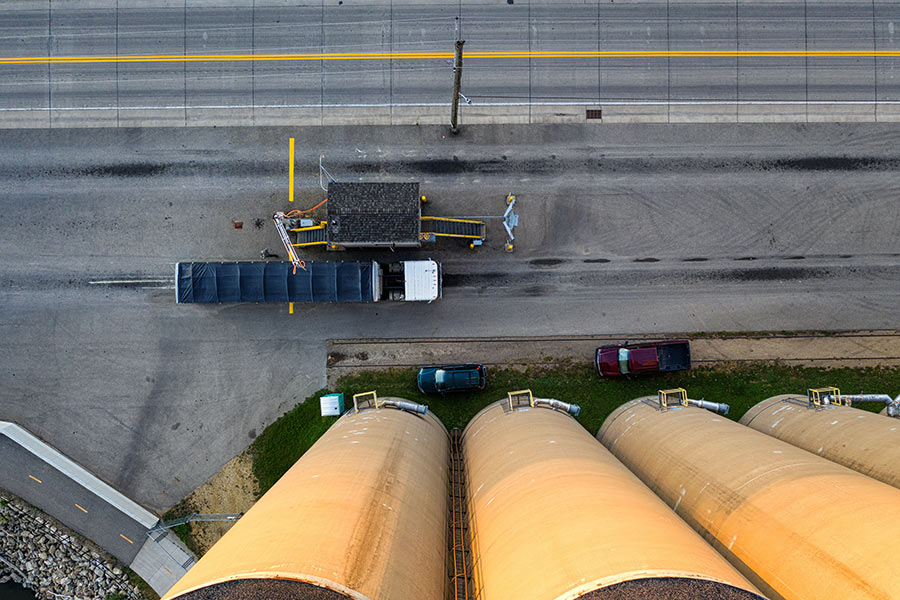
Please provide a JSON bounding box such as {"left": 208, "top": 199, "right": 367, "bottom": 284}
{"left": 0, "top": 422, "right": 194, "bottom": 596}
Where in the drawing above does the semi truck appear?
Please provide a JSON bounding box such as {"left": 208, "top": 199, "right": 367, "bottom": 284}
{"left": 176, "top": 259, "right": 441, "bottom": 304}
{"left": 595, "top": 340, "right": 691, "bottom": 377}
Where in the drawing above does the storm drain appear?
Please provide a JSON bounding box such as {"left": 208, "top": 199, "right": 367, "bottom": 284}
{"left": 448, "top": 428, "right": 474, "bottom": 600}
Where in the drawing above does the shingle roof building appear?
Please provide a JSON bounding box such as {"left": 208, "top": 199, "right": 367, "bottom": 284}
{"left": 326, "top": 182, "right": 421, "bottom": 247}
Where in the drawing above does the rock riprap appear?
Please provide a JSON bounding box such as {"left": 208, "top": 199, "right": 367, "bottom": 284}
{"left": 0, "top": 493, "right": 142, "bottom": 600}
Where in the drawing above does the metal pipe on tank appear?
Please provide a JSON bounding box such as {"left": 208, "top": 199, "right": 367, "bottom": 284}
{"left": 686, "top": 398, "right": 729, "bottom": 415}
{"left": 463, "top": 400, "right": 764, "bottom": 600}
{"left": 841, "top": 393, "right": 893, "bottom": 404}
{"left": 599, "top": 398, "right": 900, "bottom": 600}
{"left": 532, "top": 397, "right": 581, "bottom": 416}
{"left": 162, "top": 398, "right": 450, "bottom": 600}
{"left": 740, "top": 394, "right": 900, "bottom": 490}
{"left": 380, "top": 398, "right": 428, "bottom": 415}
{"left": 888, "top": 398, "right": 899, "bottom": 418}
{"left": 840, "top": 393, "right": 900, "bottom": 417}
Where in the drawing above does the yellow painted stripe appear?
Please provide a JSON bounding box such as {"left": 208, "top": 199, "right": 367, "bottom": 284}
{"left": 74, "top": 503, "right": 88, "bottom": 514}
{"left": 0, "top": 51, "right": 452, "bottom": 65}
{"left": 164, "top": 567, "right": 174, "bottom": 576}
{"left": 289, "top": 302, "right": 294, "bottom": 315}
{"left": 292, "top": 241, "right": 328, "bottom": 247}
{"left": 3, "top": 49, "right": 900, "bottom": 66}
{"left": 28, "top": 475, "right": 42, "bottom": 484}
{"left": 288, "top": 138, "right": 295, "bottom": 203}
{"left": 289, "top": 225, "right": 327, "bottom": 232}
{"left": 120, "top": 534, "right": 134, "bottom": 544}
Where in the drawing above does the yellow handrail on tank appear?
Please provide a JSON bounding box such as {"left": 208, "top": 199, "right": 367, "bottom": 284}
{"left": 808, "top": 386, "right": 841, "bottom": 408}
{"left": 353, "top": 390, "right": 378, "bottom": 413}
{"left": 658, "top": 388, "right": 688, "bottom": 411}
{"left": 507, "top": 389, "right": 534, "bottom": 410}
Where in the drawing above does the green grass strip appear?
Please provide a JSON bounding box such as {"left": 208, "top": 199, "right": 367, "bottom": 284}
{"left": 250, "top": 363, "right": 898, "bottom": 497}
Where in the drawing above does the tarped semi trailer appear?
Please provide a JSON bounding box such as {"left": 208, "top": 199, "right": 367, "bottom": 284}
{"left": 176, "top": 260, "right": 441, "bottom": 303}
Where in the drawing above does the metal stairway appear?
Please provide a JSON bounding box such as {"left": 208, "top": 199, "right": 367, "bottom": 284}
{"left": 421, "top": 216, "right": 485, "bottom": 240}
{"left": 290, "top": 222, "right": 327, "bottom": 246}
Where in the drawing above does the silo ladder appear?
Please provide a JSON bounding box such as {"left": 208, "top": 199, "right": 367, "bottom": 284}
{"left": 448, "top": 428, "right": 474, "bottom": 600}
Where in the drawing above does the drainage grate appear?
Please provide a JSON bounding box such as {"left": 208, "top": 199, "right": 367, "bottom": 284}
{"left": 586, "top": 108, "right": 603, "bottom": 120}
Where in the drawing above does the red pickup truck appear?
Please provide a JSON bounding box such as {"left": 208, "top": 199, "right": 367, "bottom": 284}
{"left": 595, "top": 340, "right": 691, "bottom": 377}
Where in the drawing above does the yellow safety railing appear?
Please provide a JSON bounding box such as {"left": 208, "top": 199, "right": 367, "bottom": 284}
{"left": 420, "top": 232, "right": 484, "bottom": 240}
{"left": 353, "top": 390, "right": 378, "bottom": 413}
{"left": 420, "top": 216, "right": 484, "bottom": 224}
{"left": 808, "top": 387, "right": 841, "bottom": 408}
{"left": 658, "top": 388, "right": 688, "bottom": 411}
{"left": 507, "top": 389, "right": 534, "bottom": 410}
{"left": 290, "top": 221, "right": 328, "bottom": 246}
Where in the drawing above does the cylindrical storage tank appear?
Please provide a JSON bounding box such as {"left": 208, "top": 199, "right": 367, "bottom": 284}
{"left": 740, "top": 394, "right": 900, "bottom": 489}
{"left": 463, "top": 400, "right": 764, "bottom": 600}
{"left": 163, "top": 399, "right": 449, "bottom": 600}
{"left": 599, "top": 398, "right": 900, "bottom": 600}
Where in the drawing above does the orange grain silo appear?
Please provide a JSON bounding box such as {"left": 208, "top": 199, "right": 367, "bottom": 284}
{"left": 162, "top": 397, "right": 448, "bottom": 600}
{"left": 740, "top": 394, "right": 900, "bottom": 489}
{"left": 599, "top": 397, "right": 900, "bottom": 600}
{"left": 463, "top": 396, "right": 765, "bottom": 600}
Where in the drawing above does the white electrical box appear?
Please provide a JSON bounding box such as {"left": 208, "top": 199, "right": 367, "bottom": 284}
{"left": 320, "top": 393, "right": 345, "bottom": 416}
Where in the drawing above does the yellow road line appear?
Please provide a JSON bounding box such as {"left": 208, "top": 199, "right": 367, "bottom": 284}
{"left": 288, "top": 138, "right": 295, "bottom": 203}
{"left": 0, "top": 51, "right": 452, "bottom": 65}
{"left": 28, "top": 475, "right": 42, "bottom": 484}
{"left": 289, "top": 302, "right": 294, "bottom": 315}
{"left": 164, "top": 567, "right": 174, "bottom": 576}
{"left": 3, "top": 49, "right": 900, "bottom": 66}
{"left": 74, "top": 503, "right": 88, "bottom": 514}
{"left": 120, "top": 534, "right": 134, "bottom": 544}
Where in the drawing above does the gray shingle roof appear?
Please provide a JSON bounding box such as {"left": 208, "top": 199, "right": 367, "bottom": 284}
{"left": 326, "top": 182, "right": 421, "bottom": 246}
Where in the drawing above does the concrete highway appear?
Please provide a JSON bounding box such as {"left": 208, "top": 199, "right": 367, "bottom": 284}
{"left": 0, "top": 123, "right": 898, "bottom": 511}
{"left": 3, "top": 1, "right": 900, "bottom": 127}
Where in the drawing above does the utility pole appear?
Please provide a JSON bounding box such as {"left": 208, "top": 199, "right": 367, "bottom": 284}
{"left": 450, "top": 39, "right": 465, "bottom": 134}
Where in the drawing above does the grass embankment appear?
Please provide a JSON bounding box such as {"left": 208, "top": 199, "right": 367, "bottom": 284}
{"left": 250, "top": 363, "right": 898, "bottom": 496}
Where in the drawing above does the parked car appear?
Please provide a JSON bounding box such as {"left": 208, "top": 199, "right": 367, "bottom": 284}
{"left": 595, "top": 340, "right": 691, "bottom": 377}
{"left": 417, "top": 364, "right": 487, "bottom": 394}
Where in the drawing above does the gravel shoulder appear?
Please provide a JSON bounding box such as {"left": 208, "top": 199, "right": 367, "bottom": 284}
{"left": 326, "top": 330, "right": 900, "bottom": 385}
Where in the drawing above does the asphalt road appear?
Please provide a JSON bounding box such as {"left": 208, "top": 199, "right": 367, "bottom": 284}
{"left": 0, "top": 435, "right": 147, "bottom": 562}
{"left": 2, "top": 1, "right": 900, "bottom": 126}
{"left": 1, "top": 123, "right": 899, "bottom": 511}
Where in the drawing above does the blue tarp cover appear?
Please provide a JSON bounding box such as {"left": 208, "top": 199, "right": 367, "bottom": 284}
{"left": 176, "top": 261, "right": 375, "bottom": 303}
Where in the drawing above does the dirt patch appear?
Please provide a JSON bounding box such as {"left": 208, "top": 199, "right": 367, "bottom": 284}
{"left": 327, "top": 351, "right": 347, "bottom": 366}
{"left": 176, "top": 452, "right": 258, "bottom": 555}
